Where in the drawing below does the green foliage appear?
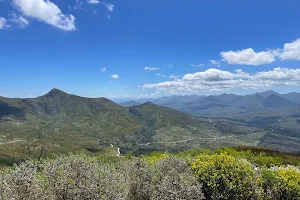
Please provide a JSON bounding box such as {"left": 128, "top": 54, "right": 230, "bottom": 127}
{"left": 0, "top": 154, "right": 204, "bottom": 200}
{"left": 1, "top": 89, "right": 273, "bottom": 166}
{"left": 235, "top": 146, "right": 300, "bottom": 166}
{"left": 153, "top": 156, "right": 204, "bottom": 199}
{"left": 261, "top": 166, "right": 300, "bottom": 200}
{"left": 252, "top": 153, "right": 282, "bottom": 167}
{"left": 0, "top": 161, "right": 43, "bottom": 199}
{"left": 1, "top": 149, "right": 300, "bottom": 199}
{"left": 141, "top": 152, "right": 171, "bottom": 164}
{"left": 122, "top": 156, "right": 204, "bottom": 200}
{"left": 176, "top": 148, "right": 213, "bottom": 157}
{"left": 217, "top": 147, "right": 283, "bottom": 167}
{"left": 191, "top": 153, "right": 259, "bottom": 200}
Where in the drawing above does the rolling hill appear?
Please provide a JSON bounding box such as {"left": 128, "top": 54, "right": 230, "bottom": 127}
{"left": 1, "top": 89, "right": 300, "bottom": 165}
{"left": 119, "top": 100, "right": 141, "bottom": 107}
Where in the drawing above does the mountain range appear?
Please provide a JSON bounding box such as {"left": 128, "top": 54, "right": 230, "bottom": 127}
{"left": 120, "top": 90, "right": 300, "bottom": 126}
{"left": 1, "top": 89, "right": 300, "bottom": 165}
{"left": 121, "top": 90, "right": 300, "bottom": 111}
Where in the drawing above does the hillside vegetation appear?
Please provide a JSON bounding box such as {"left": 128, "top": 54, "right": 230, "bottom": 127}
{"left": 130, "top": 91, "right": 300, "bottom": 132}
{"left": 3, "top": 89, "right": 287, "bottom": 166}
{"left": 1, "top": 147, "right": 300, "bottom": 199}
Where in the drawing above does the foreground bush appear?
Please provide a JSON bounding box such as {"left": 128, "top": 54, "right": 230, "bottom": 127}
{"left": 1, "top": 149, "right": 300, "bottom": 200}
{"left": 191, "top": 153, "right": 260, "bottom": 200}
{"left": 154, "top": 157, "right": 204, "bottom": 199}
{"left": 123, "top": 157, "right": 204, "bottom": 200}
{"left": 40, "top": 155, "right": 127, "bottom": 199}
{"left": 261, "top": 165, "right": 300, "bottom": 200}
{"left": 1, "top": 155, "right": 127, "bottom": 200}
{"left": 0, "top": 161, "right": 43, "bottom": 199}
{"left": 0, "top": 155, "right": 204, "bottom": 200}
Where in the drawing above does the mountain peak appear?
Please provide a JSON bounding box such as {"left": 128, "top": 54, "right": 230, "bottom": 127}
{"left": 44, "top": 88, "right": 68, "bottom": 98}
{"left": 142, "top": 102, "right": 157, "bottom": 106}
{"left": 265, "top": 90, "right": 278, "bottom": 94}
{"left": 258, "top": 90, "right": 280, "bottom": 97}
{"left": 262, "top": 94, "right": 296, "bottom": 108}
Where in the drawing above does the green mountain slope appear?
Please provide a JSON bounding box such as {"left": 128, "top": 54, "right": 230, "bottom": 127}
{"left": 127, "top": 102, "right": 268, "bottom": 154}
{"left": 119, "top": 100, "right": 141, "bottom": 107}
{"left": 1, "top": 89, "right": 300, "bottom": 165}
{"left": 0, "top": 89, "right": 143, "bottom": 162}
{"left": 1, "top": 89, "right": 142, "bottom": 139}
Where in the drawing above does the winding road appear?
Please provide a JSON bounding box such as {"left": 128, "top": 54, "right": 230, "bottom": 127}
{"left": 137, "top": 135, "right": 234, "bottom": 145}
{"left": 117, "top": 147, "right": 121, "bottom": 157}
{"left": 116, "top": 135, "right": 235, "bottom": 156}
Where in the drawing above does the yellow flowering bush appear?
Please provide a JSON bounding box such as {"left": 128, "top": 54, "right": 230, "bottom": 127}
{"left": 261, "top": 165, "right": 300, "bottom": 199}
{"left": 141, "top": 152, "right": 170, "bottom": 164}
{"left": 191, "top": 153, "right": 260, "bottom": 200}
{"left": 1, "top": 149, "right": 300, "bottom": 199}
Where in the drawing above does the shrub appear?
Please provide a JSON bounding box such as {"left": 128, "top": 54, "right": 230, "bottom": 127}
{"left": 141, "top": 152, "right": 170, "bottom": 164}
{"left": 261, "top": 165, "right": 300, "bottom": 200}
{"left": 122, "top": 156, "right": 204, "bottom": 200}
{"left": 217, "top": 147, "right": 282, "bottom": 167}
{"left": 40, "top": 154, "right": 127, "bottom": 200}
{"left": 253, "top": 153, "right": 282, "bottom": 167}
{"left": 0, "top": 161, "right": 43, "bottom": 199}
{"left": 191, "top": 153, "right": 260, "bottom": 200}
{"left": 1, "top": 150, "right": 300, "bottom": 200}
{"left": 176, "top": 148, "right": 213, "bottom": 158}
{"left": 122, "top": 159, "right": 155, "bottom": 200}
{"left": 153, "top": 156, "right": 204, "bottom": 200}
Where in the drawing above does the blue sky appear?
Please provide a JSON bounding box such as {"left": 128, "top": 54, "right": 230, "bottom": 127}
{"left": 1, "top": 0, "right": 300, "bottom": 99}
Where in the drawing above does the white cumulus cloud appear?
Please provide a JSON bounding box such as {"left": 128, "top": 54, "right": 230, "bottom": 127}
{"left": 0, "top": 17, "right": 8, "bottom": 29}
{"left": 87, "top": 0, "right": 100, "bottom": 4}
{"left": 111, "top": 74, "right": 119, "bottom": 79}
{"left": 275, "top": 39, "right": 300, "bottom": 60}
{"left": 144, "top": 66, "right": 160, "bottom": 71}
{"left": 220, "top": 48, "right": 275, "bottom": 66}
{"left": 13, "top": 0, "right": 76, "bottom": 31}
{"left": 142, "top": 68, "right": 300, "bottom": 93}
{"left": 182, "top": 69, "right": 235, "bottom": 81}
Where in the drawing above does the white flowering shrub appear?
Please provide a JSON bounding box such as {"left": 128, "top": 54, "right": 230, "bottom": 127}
{"left": 0, "top": 161, "right": 43, "bottom": 199}
{"left": 2, "top": 152, "right": 300, "bottom": 200}
{"left": 0, "top": 155, "right": 128, "bottom": 200}
{"left": 121, "top": 159, "right": 155, "bottom": 200}
{"left": 0, "top": 155, "right": 203, "bottom": 200}
{"left": 152, "top": 156, "right": 204, "bottom": 200}
{"left": 40, "top": 154, "right": 128, "bottom": 200}
{"left": 121, "top": 156, "right": 204, "bottom": 200}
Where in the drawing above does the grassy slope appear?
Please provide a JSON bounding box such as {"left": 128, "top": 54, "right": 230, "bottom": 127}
{"left": 0, "top": 89, "right": 143, "bottom": 163}
{"left": 127, "top": 103, "right": 267, "bottom": 154}
{"left": 1, "top": 89, "right": 298, "bottom": 165}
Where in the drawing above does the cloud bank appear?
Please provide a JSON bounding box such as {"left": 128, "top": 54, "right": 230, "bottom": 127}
{"left": 220, "top": 39, "right": 300, "bottom": 65}
{"left": 142, "top": 67, "right": 300, "bottom": 93}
